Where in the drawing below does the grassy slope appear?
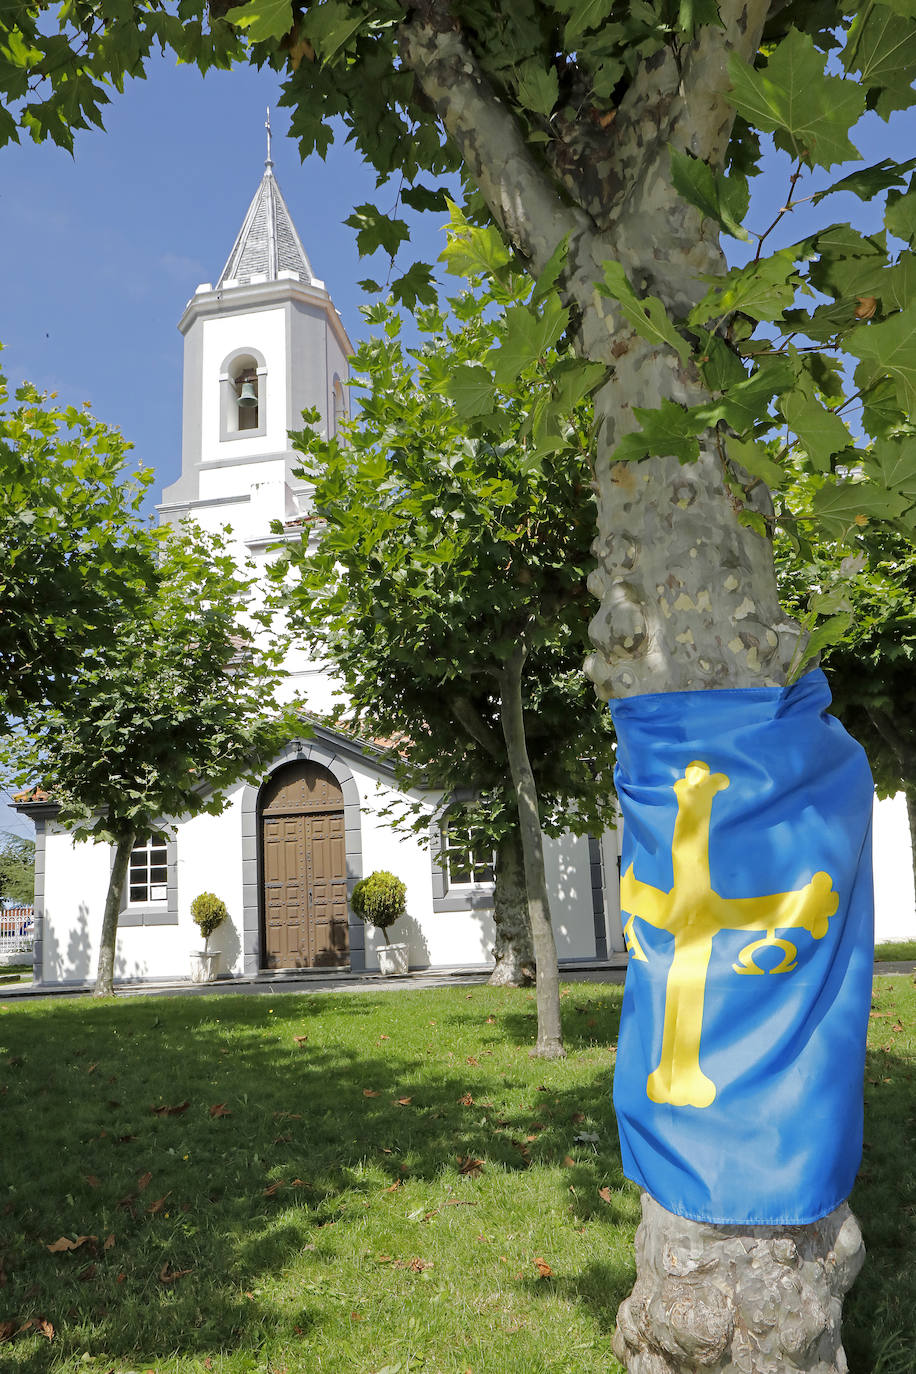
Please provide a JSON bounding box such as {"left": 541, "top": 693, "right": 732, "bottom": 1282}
{"left": 0, "top": 978, "right": 912, "bottom": 1373}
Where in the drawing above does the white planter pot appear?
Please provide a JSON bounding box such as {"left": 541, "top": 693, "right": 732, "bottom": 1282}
{"left": 377, "top": 942, "right": 409, "bottom": 976}
{"left": 189, "top": 950, "right": 219, "bottom": 983}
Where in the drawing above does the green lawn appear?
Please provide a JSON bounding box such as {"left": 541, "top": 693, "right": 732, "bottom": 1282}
{"left": 0, "top": 979, "right": 913, "bottom": 1373}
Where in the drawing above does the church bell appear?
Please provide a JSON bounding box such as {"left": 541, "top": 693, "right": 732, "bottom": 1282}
{"left": 237, "top": 379, "right": 258, "bottom": 408}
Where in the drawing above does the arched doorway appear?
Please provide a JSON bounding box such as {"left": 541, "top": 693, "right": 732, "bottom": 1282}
{"left": 259, "top": 762, "right": 350, "bottom": 969}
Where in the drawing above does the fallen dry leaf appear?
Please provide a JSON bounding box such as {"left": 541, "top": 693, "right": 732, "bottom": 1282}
{"left": 395, "top": 1097, "right": 413, "bottom": 1106}
{"left": 158, "top": 1263, "right": 192, "bottom": 1284}
{"left": 385, "top": 1180, "right": 402, "bottom": 1192}
{"left": 263, "top": 1182, "right": 284, "bottom": 1197}
{"left": 46, "top": 1235, "right": 95, "bottom": 1254}
{"left": 408, "top": 1257, "right": 432, "bottom": 1272}
{"left": 39, "top": 1319, "right": 53, "bottom": 1342}
{"left": 485, "top": 1015, "right": 495, "bottom": 1024}
{"left": 150, "top": 1101, "right": 190, "bottom": 1117}
{"left": 293, "top": 1035, "right": 308, "bottom": 1046}
{"left": 273, "top": 1111, "right": 302, "bottom": 1121}
{"left": 87, "top": 1063, "right": 97, "bottom": 1074}
{"left": 104, "top": 1234, "right": 115, "bottom": 1251}
{"left": 458, "top": 1092, "right": 474, "bottom": 1106}
{"left": 571, "top": 1112, "right": 585, "bottom": 1124}
{"left": 209, "top": 1103, "right": 231, "bottom": 1118}
{"left": 533, "top": 1257, "right": 553, "bottom": 1277}
{"left": 458, "top": 1156, "right": 485, "bottom": 1177}
{"left": 85, "top": 1174, "right": 101, "bottom": 1189}
{"left": 378, "top": 1033, "right": 390, "bottom": 1040}
{"left": 562, "top": 1155, "right": 576, "bottom": 1167}
{"left": 598, "top": 1186, "right": 613, "bottom": 1203}
{"left": 274, "top": 1132, "right": 292, "bottom": 1145}
{"left": 362, "top": 1088, "right": 380, "bottom": 1097}
{"left": 466, "top": 1056, "right": 479, "bottom": 1066}
{"left": 78, "top": 1263, "right": 97, "bottom": 1282}
{"left": 137, "top": 1172, "right": 153, "bottom": 1192}
{"left": 0, "top": 1321, "right": 16, "bottom": 1342}
{"left": 147, "top": 1193, "right": 171, "bottom": 1215}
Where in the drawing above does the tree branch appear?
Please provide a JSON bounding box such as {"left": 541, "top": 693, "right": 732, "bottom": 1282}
{"left": 451, "top": 694, "right": 504, "bottom": 758}
{"left": 398, "top": 10, "right": 590, "bottom": 279}
{"left": 867, "top": 705, "right": 916, "bottom": 777}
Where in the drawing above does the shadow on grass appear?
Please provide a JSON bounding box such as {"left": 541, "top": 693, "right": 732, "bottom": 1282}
{"left": 0, "top": 987, "right": 634, "bottom": 1368}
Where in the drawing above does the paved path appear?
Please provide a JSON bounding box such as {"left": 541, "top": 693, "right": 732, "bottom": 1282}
{"left": 0, "top": 957, "right": 912, "bottom": 1002}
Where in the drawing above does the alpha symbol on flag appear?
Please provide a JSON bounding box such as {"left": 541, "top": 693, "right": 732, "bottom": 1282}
{"left": 621, "top": 761, "right": 838, "bottom": 1109}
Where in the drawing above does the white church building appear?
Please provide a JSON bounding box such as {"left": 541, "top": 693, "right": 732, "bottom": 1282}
{"left": 14, "top": 154, "right": 916, "bottom": 989}
{"left": 15, "top": 153, "right": 626, "bottom": 989}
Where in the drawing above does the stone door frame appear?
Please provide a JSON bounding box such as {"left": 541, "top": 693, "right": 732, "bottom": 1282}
{"left": 240, "top": 740, "right": 365, "bottom": 975}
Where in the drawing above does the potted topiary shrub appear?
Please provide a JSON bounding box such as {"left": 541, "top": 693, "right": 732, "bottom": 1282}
{"left": 350, "top": 870, "right": 408, "bottom": 975}
{"left": 189, "top": 892, "right": 229, "bottom": 983}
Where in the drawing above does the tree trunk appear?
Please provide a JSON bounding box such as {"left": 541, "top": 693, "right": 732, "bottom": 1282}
{"left": 400, "top": 5, "right": 863, "bottom": 1364}
{"left": 489, "top": 822, "right": 536, "bottom": 986}
{"left": 497, "top": 645, "right": 564, "bottom": 1057}
{"left": 95, "top": 829, "right": 134, "bottom": 997}
{"left": 905, "top": 784, "right": 916, "bottom": 885}
{"left": 613, "top": 1193, "right": 865, "bottom": 1374}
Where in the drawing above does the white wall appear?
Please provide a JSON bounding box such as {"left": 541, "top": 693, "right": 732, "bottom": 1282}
{"left": 873, "top": 792, "right": 916, "bottom": 944}
{"left": 41, "top": 827, "right": 195, "bottom": 984}
{"left": 200, "top": 308, "right": 288, "bottom": 463}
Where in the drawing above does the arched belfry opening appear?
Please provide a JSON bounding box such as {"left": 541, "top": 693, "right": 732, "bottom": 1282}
{"left": 259, "top": 761, "right": 349, "bottom": 969}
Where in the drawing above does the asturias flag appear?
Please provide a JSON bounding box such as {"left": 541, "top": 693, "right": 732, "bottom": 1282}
{"left": 608, "top": 668, "right": 874, "bottom": 1226}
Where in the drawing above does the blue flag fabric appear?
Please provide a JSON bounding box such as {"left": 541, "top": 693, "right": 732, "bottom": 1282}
{"left": 608, "top": 668, "right": 874, "bottom": 1226}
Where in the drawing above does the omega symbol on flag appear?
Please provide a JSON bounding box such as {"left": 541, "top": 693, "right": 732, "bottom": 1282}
{"left": 621, "top": 761, "right": 839, "bottom": 1109}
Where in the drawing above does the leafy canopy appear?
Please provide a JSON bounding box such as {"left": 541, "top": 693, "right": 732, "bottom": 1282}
{"left": 0, "top": 356, "right": 158, "bottom": 724}
{"left": 3, "top": 524, "right": 300, "bottom": 843}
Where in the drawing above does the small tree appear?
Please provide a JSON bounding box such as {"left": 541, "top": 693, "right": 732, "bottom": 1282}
{"left": 190, "top": 892, "right": 230, "bottom": 951}
{"left": 350, "top": 870, "right": 406, "bottom": 946}
{"left": 0, "top": 361, "right": 157, "bottom": 726}
{"left": 0, "top": 833, "right": 35, "bottom": 906}
{"left": 3, "top": 524, "right": 300, "bottom": 996}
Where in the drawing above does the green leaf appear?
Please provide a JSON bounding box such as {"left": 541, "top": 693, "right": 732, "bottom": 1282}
{"left": 842, "top": 4, "right": 916, "bottom": 119}
{"left": 488, "top": 298, "right": 569, "bottom": 388}
{"left": 693, "top": 357, "right": 796, "bottom": 432}
{"left": 886, "top": 185, "right": 916, "bottom": 245}
{"left": 779, "top": 389, "right": 850, "bottom": 471}
{"left": 560, "top": 0, "right": 616, "bottom": 42}
{"left": 301, "top": 1, "right": 371, "bottom": 64}
{"left": 688, "top": 248, "right": 801, "bottom": 325}
{"left": 697, "top": 334, "right": 748, "bottom": 393}
{"left": 863, "top": 436, "right": 916, "bottom": 498}
{"left": 811, "top": 477, "right": 909, "bottom": 536}
{"left": 224, "top": 0, "right": 293, "bottom": 42}
{"left": 612, "top": 399, "right": 701, "bottom": 464}
{"left": 440, "top": 208, "right": 512, "bottom": 280}
{"left": 847, "top": 301, "right": 916, "bottom": 411}
{"left": 812, "top": 157, "right": 916, "bottom": 204}
{"left": 726, "top": 435, "right": 786, "bottom": 487}
{"left": 344, "top": 204, "right": 410, "bottom": 258}
{"left": 515, "top": 60, "right": 559, "bottom": 116}
{"left": 598, "top": 259, "right": 689, "bottom": 363}
{"left": 531, "top": 236, "right": 570, "bottom": 305}
{"left": 390, "top": 262, "right": 437, "bottom": 312}
{"left": 669, "top": 148, "right": 749, "bottom": 239}
{"left": 727, "top": 28, "right": 866, "bottom": 168}
{"left": 444, "top": 364, "right": 497, "bottom": 420}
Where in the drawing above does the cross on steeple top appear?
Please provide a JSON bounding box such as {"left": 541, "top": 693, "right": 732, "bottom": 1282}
{"left": 265, "top": 106, "right": 273, "bottom": 170}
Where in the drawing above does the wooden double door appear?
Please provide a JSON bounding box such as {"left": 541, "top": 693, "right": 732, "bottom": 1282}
{"left": 260, "top": 762, "right": 350, "bottom": 969}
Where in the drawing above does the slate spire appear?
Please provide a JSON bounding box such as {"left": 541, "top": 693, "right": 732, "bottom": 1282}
{"left": 216, "top": 111, "right": 314, "bottom": 288}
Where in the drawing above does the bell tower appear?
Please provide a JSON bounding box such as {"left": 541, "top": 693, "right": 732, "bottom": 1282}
{"left": 159, "top": 115, "right": 351, "bottom": 541}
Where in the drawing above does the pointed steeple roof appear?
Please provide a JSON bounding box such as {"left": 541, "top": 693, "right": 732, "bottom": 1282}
{"left": 216, "top": 134, "right": 314, "bottom": 289}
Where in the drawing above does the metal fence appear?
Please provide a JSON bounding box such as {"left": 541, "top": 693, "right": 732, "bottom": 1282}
{"left": 0, "top": 906, "right": 34, "bottom": 958}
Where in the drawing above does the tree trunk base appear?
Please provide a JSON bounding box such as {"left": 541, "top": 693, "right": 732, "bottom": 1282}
{"left": 488, "top": 955, "right": 536, "bottom": 987}
{"left": 528, "top": 1037, "right": 566, "bottom": 1059}
{"left": 613, "top": 1192, "right": 864, "bottom": 1373}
